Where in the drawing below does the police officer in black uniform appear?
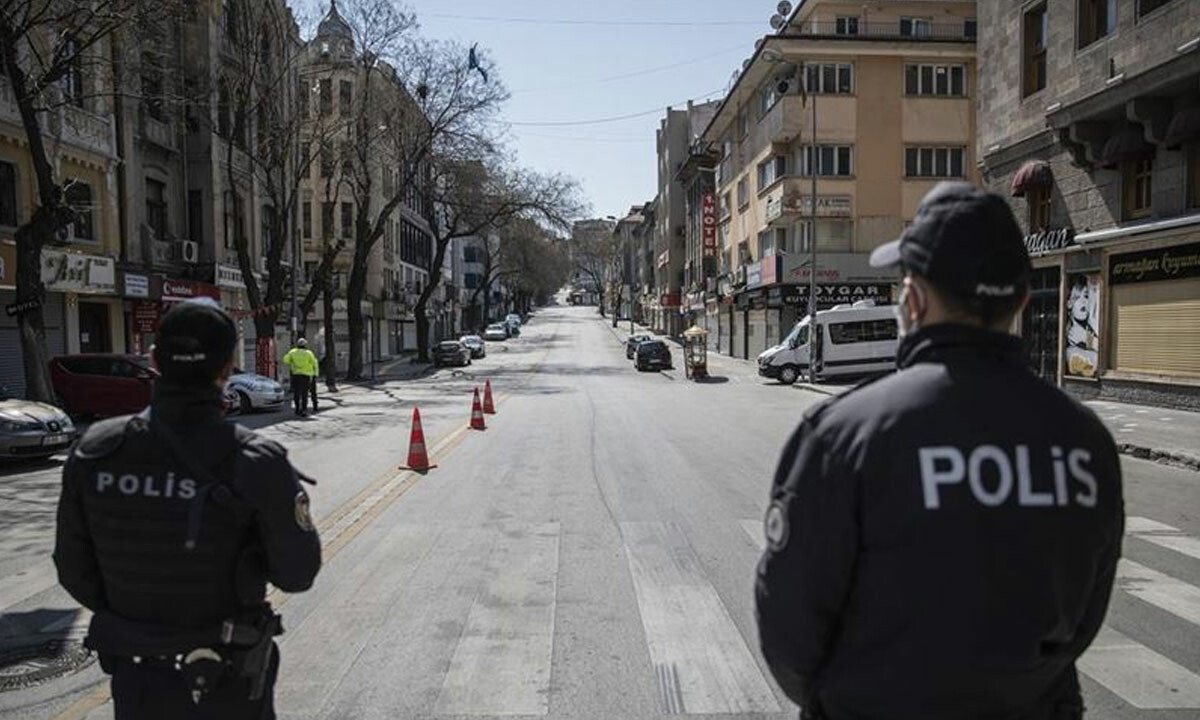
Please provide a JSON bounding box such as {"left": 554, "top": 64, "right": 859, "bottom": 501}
{"left": 756, "top": 182, "right": 1123, "bottom": 720}
{"left": 54, "top": 298, "right": 322, "bottom": 719}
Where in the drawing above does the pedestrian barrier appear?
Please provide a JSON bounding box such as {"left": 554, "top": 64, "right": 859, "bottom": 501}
{"left": 400, "top": 406, "right": 437, "bottom": 472}
{"left": 483, "top": 379, "right": 496, "bottom": 414}
{"left": 470, "top": 388, "right": 487, "bottom": 431}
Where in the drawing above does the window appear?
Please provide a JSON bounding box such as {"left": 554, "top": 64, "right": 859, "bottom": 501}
{"left": 799, "top": 145, "right": 853, "bottom": 176}
{"left": 298, "top": 79, "right": 309, "bottom": 118}
{"left": 339, "top": 80, "right": 352, "bottom": 115}
{"left": 61, "top": 38, "right": 84, "bottom": 107}
{"left": 341, "top": 202, "right": 353, "bottom": 238}
{"left": 321, "top": 202, "right": 334, "bottom": 238}
{"left": 1139, "top": 0, "right": 1176, "bottom": 18}
{"left": 804, "top": 63, "right": 854, "bottom": 94}
{"left": 1028, "top": 186, "right": 1052, "bottom": 231}
{"left": 302, "top": 201, "right": 312, "bottom": 238}
{"left": 1123, "top": 157, "right": 1153, "bottom": 219}
{"left": 905, "top": 147, "right": 966, "bottom": 178}
{"left": 319, "top": 79, "right": 332, "bottom": 116}
{"left": 758, "top": 228, "right": 789, "bottom": 256}
{"left": 217, "top": 81, "right": 231, "bottom": 137}
{"left": 1188, "top": 144, "right": 1200, "bottom": 210}
{"left": 719, "top": 192, "right": 731, "bottom": 219}
{"left": 736, "top": 112, "right": 748, "bottom": 140}
{"left": 320, "top": 144, "right": 333, "bottom": 178}
{"left": 1079, "top": 0, "right": 1116, "bottom": 48}
{"left": 965, "top": 18, "right": 978, "bottom": 38}
{"left": 835, "top": 16, "right": 859, "bottom": 35}
{"left": 797, "top": 219, "right": 853, "bottom": 252}
{"left": 142, "top": 53, "right": 164, "bottom": 120}
{"left": 188, "top": 190, "right": 202, "bottom": 243}
{"left": 757, "top": 155, "right": 789, "bottom": 191}
{"left": 64, "top": 181, "right": 93, "bottom": 240}
{"left": 737, "top": 178, "right": 749, "bottom": 208}
{"left": 759, "top": 83, "right": 781, "bottom": 117}
{"left": 224, "top": 192, "right": 245, "bottom": 249}
{"left": 900, "top": 17, "right": 932, "bottom": 37}
{"left": 1023, "top": 4, "right": 1048, "bottom": 96}
{"left": 829, "top": 319, "right": 899, "bottom": 344}
{"left": 0, "top": 161, "right": 17, "bottom": 226}
{"left": 223, "top": 0, "right": 238, "bottom": 42}
{"left": 146, "top": 178, "right": 167, "bottom": 240}
{"left": 905, "top": 64, "right": 967, "bottom": 97}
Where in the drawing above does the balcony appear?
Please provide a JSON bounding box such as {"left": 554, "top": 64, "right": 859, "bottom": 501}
{"left": 797, "top": 21, "right": 975, "bottom": 42}
{"left": 139, "top": 113, "right": 177, "bottom": 152}
{"left": 752, "top": 95, "right": 805, "bottom": 150}
{"left": 54, "top": 105, "right": 117, "bottom": 157}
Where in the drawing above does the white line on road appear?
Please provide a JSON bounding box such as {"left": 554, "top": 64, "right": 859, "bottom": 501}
{"left": 1116, "top": 558, "right": 1200, "bottom": 627}
{"left": 434, "top": 522, "right": 560, "bottom": 716}
{"left": 1079, "top": 626, "right": 1200, "bottom": 709}
{"left": 1126, "top": 516, "right": 1200, "bottom": 562}
{"left": 621, "top": 521, "right": 779, "bottom": 715}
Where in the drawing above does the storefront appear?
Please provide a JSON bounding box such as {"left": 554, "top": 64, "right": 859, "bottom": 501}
{"left": 118, "top": 269, "right": 157, "bottom": 355}
{"left": 41, "top": 248, "right": 124, "bottom": 356}
{"left": 1, "top": 243, "right": 70, "bottom": 396}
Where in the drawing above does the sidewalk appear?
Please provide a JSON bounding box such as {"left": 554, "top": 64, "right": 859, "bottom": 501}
{"left": 601, "top": 317, "right": 1200, "bottom": 471}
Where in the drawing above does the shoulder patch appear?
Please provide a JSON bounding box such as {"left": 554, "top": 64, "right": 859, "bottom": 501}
{"left": 72, "top": 415, "right": 135, "bottom": 460}
{"left": 764, "top": 501, "right": 789, "bottom": 551}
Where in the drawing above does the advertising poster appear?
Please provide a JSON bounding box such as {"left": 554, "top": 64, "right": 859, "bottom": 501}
{"left": 1064, "top": 273, "right": 1100, "bottom": 378}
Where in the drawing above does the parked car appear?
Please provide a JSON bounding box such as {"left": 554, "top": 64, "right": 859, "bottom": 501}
{"left": 225, "top": 369, "right": 286, "bottom": 413}
{"left": 757, "top": 301, "right": 898, "bottom": 385}
{"left": 50, "top": 354, "right": 157, "bottom": 418}
{"left": 460, "top": 335, "right": 487, "bottom": 359}
{"left": 0, "top": 386, "right": 77, "bottom": 459}
{"left": 635, "top": 340, "right": 673, "bottom": 371}
{"left": 505, "top": 313, "right": 523, "bottom": 333}
{"left": 625, "top": 333, "right": 653, "bottom": 359}
{"left": 483, "top": 324, "right": 509, "bottom": 342}
{"left": 432, "top": 340, "right": 472, "bottom": 367}
{"left": 223, "top": 386, "right": 241, "bottom": 416}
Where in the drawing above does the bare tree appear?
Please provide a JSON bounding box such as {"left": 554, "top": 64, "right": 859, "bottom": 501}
{"left": 0, "top": 0, "right": 183, "bottom": 401}
{"left": 572, "top": 222, "right": 620, "bottom": 319}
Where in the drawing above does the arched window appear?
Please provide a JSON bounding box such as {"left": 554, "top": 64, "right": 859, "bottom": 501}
{"left": 64, "top": 180, "right": 94, "bottom": 241}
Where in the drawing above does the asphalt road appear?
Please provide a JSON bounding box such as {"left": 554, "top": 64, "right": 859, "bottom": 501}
{"left": 0, "top": 301, "right": 1197, "bottom": 719}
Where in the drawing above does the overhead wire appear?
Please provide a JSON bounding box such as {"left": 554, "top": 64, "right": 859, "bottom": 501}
{"left": 501, "top": 88, "right": 727, "bottom": 127}
{"left": 423, "top": 13, "right": 763, "bottom": 28}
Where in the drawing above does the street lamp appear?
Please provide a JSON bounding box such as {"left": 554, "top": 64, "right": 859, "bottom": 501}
{"left": 804, "top": 62, "right": 818, "bottom": 384}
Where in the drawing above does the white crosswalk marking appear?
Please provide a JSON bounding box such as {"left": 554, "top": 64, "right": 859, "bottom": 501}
{"left": 434, "top": 522, "right": 560, "bottom": 716}
{"left": 1126, "top": 516, "right": 1200, "bottom": 561}
{"left": 1079, "top": 626, "right": 1200, "bottom": 709}
{"left": 622, "top": 521, "right": 779, "bottom": 715}
{"left": 1117, "top": 559, "right": 1200, "bottom": 627}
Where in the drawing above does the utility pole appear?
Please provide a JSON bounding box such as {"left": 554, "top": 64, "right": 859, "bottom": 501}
{"left": 807, "top": 68, "right": 818, "bottom": 385}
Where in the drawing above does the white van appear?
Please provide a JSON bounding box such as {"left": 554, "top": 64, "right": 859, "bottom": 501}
{"left": 757, "top": 301, "right": 899, "bottom": 384}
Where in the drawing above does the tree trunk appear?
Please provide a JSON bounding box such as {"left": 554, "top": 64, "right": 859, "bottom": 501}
{"left": 597, "top": 288, "right": 606, "bottom": 317}
{"left": 415, "top": 311, "right": 430, "bottom": 363}
{"left": 322, "top": 277, "right": 338, "bottom": 390}
{"left": 14, "top": 221, "right": 52, "bottom": 403}
{"left": 345, "top": 248, "right": 368, "bottom": 379}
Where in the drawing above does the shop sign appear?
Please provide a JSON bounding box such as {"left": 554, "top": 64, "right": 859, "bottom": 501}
{"left": 702, "top": 192, "right": 717, "bottom": 258}
{"left": 782, "top": 283, "right": 893, "bottom": 309}
{"left": 162, "top": 279, "right": 221, "bottom": 301}
{"left": 216, "top": 263, "right": 246, "bottom": 289}
{"left": 132, "top": 300, "right": 161, "bottom": 334}
{"left": 5, "top": 297, "right": 41, "bottom": 317}
{"left": 1110, "top": 240, "right": 1200, "bottom": 285}
{"left": 1063, "top": 274, "right": 1100, "bottom": 379}
{"left": 780, "top": 252, "right": 896, "bottom": 284}
{"left": 122, "top": 273, "right": 149, "bottom": 298}
{"left": 41, "top": 249, "right": 116, "bottom": 295}
{"left": 746, "top": 262, "right": 764, "bottom": 289}
{"left": 793, "top": 195, "right": 853, "bottom": 218}
{"left": 0, "top": 242, "right": 14, "bottom": 288}
{"left": 1024, "top": 227, "right": 1075, "bottom": 256}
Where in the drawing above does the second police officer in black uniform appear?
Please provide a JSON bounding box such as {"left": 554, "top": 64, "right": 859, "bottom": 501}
{"left": 54, "top": 298, "right": 322, "bottom": 719}
{"left": 756, "top": 183, "right": 1123, "bottom": 720}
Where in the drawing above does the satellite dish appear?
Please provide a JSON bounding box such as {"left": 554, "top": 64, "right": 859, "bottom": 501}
{"left": 769, "top": 14, "right": 784, "bottom": 30}
{"left": 756, "top": 38, "right": 765, "bottom": 50}
{"left": 777, "top": 1, "right": 793, "bottom": 16}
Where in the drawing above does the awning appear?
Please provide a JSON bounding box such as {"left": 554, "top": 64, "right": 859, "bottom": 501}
{"left": 1010, "top": 160, "right": 1053, "bottom": 197}
{"left": 1100, "top": 124, "right": 1154, "bottom": 167}
{"left": 1165, "top": 105, "right": 1200, "bottom": 149}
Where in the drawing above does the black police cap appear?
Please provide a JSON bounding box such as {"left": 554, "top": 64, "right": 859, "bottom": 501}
{"left": 870, "top": 182, "right": 1032, "bottom": 304}
{"left": 154, "top": 298, "right": 238, "bottom": 384}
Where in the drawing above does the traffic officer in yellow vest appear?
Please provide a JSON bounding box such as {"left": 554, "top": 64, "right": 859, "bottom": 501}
{"left": 282, "top": 339, "right": 320, "bottom": 417}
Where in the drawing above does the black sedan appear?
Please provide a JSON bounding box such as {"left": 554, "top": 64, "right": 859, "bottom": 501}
{"left": 635, "top": 340, "right": 673, "bottom": 371}
{"left": 432, "top": 341, "right": 472, "bottom": 367}
{"left": 625, "top": 333, "right": 653, "bottom": 359}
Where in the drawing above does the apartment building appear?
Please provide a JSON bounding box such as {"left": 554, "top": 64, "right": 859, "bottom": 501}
{"left": 979, "top": 0, "right": 1200, "bottom": 408}
{"left": 298, "top": 1, "right": 436, "bottom": 368}
{"left": 0, "top": 27, "right": 123, "bottom": 395}
{"left": 701, "top": 0, "right": 977, "bottom": 360}
{"left": 676, "top": 103, "right": 721, "bottom": 348}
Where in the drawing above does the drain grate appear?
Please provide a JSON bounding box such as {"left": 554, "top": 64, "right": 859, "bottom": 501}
{"left": 0, "top": 640, "right": 95, "bottom": 692}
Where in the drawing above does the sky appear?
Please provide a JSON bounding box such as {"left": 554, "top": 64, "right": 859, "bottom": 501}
{"left": 302, "top": 0, "right": 782, "bottom": 220}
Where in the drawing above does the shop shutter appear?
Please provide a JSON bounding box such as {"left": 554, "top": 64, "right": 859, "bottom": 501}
{"left": 748, "top": 309, "right": 769, "bottom": 359}
{"left": 733, "top": 312, "right": 747, "bottom": 358}
{"left": 718, "top": 311, "right": 731, "bottom": 355}
{"left": 1111, "top": 278, "right": 1200, "bottom": 377}
{"left": 0, "top": 292, "right": 65, "bottom": 397}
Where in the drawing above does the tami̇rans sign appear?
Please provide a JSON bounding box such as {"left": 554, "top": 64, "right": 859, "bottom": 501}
{"left": 1109, "top": 241, "right": 1200, "bottom": 285}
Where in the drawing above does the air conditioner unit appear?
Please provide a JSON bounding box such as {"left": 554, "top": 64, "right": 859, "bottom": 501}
{"left": 177, "top": 240, "right": 199, "bottom": 264}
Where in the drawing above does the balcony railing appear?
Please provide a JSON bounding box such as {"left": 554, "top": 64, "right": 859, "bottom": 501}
{"left": 800, "top": 21, "right": 974, "bottom": 41}
{"left": 140, "top": 113, "right": 176, "bottom": 152}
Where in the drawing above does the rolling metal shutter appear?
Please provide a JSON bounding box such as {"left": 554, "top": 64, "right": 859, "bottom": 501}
{"left": 747, "top": 309, "right": 768, "bottom": 359}
{"left": 718, "top": 311, "right": 731, "bottom": 355}
{"left": 732, "top": 311, "right": 746, "bottom": 359}
{"left": 1111, "top": 278, "right": 1200, "bottom": 377}
{"left": 0, "top": 291, "right": 66, "bottom": 398}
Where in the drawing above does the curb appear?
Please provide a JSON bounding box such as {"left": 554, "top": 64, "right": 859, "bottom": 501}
{"left": 1115, "top": 443, "right": 1200, "bottom": 473}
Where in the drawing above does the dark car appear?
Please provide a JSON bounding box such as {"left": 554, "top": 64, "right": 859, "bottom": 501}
{"left": 432, "top": 341, "right": 472, "bottom": 367}
{"left": 49, "top": 354, "right": 157, "bottom": 418}
{"left": 626, "top": 333, "right": 653, "bottom": 359}
{"left": 635, "top": 340, "right": 673, "bottom": 371}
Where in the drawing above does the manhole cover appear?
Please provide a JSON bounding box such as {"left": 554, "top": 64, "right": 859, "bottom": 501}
{"left": 0, "top": 640, "right": 95, "bottom": 692}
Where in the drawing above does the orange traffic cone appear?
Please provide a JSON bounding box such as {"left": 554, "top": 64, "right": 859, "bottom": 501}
{"left": 470, "top": 387, "right": 487, "bottom": 430}
{"left": 482, "top": 379, "right": 496, "bottom": 414}
{"left": 400, "top": 407, "right": 437, "bottom": 472}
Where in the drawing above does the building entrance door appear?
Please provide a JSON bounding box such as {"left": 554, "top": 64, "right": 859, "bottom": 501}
{"left": 1022, "top": 267, "right": 1060, "bottom": 384}
{"left": 78, "top": 301, "right": 112, "bottom": 353}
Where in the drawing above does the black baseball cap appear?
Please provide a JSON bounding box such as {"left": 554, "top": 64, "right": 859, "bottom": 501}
{"left": 869, "top": 182, "right": 1032, "bottom": 304}
{"left": 153, "top": 297, "right": 238, "bottom": 385}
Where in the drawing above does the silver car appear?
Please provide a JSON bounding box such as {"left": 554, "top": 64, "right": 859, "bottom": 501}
{"left": 0, "top": 389, "right": 78, "bottom": 459}
{"left": 226, "top": 370, "right": 287, "bottom": 414}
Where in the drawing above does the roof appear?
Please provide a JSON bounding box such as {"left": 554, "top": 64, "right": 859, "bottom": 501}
{"left": 317, "top": 0, "right": 353, "bottom": 42}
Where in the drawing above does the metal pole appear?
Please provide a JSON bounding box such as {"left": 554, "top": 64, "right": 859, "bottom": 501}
{"left": 808, "top": 86, "right": 818, "bottom": 384}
